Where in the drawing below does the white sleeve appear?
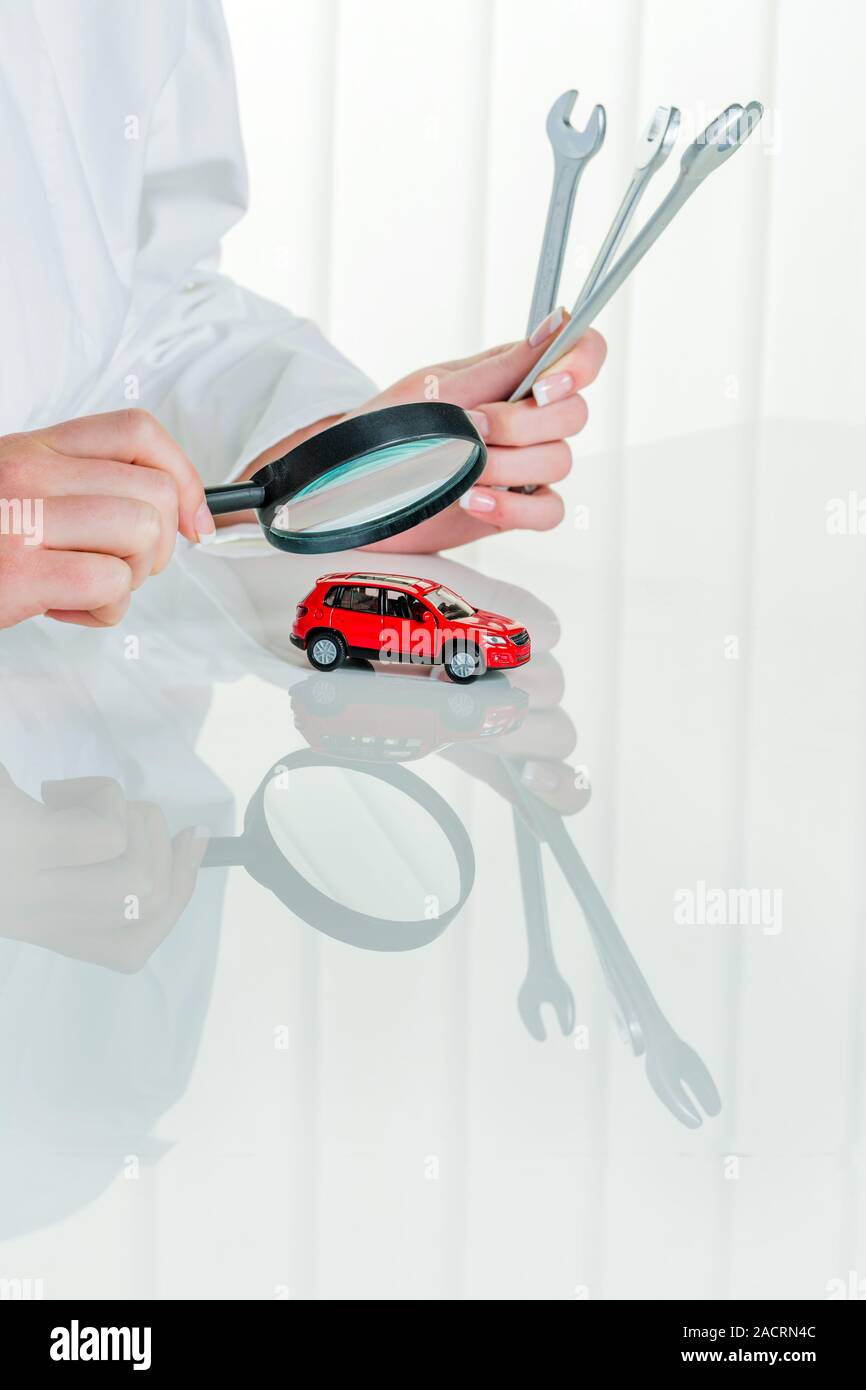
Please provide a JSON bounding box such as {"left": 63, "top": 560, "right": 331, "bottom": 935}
{"left": 98, "top": 0, "right": 377, "bottom": 485}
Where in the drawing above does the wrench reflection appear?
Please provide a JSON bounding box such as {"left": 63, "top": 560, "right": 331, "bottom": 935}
{"left": 287, "top": 653, "right": 721, "bottom": 1128}
{"left": 501, "top": 760, "right": 721, "bottom": 1129}
{"left": 514, "top": 806, "right": 575, "bottom": 1041}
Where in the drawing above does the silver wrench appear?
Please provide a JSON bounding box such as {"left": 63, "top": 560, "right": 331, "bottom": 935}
{"left": 512, "top": 105, "right": 677, "bottom": 495}
{"left": 573, "top": 104, "right": 680, "bottom": 309}
{"left": 525, "top": 90, "right": 606, "bottom": 337}
{"left": 511, "top": 101, "right": 764, "bottom": 401}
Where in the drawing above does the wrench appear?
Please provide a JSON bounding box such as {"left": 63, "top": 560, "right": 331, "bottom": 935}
{"left": 511, "top": 101, "right": 764, "bottom": 400}
{"left": 525, "top": 90, "right": 606, "bottom": 338}
{"left": 513, "top": 805, "right": 575, "bottom": 1041}
{"left": 573, "top": 104, "right": 680, "bottom": 309}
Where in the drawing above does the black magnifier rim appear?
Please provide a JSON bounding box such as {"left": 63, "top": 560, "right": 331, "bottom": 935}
{"left": 237, "top": 749, "right": 475, "bottom": 950}
{"left": 251, "top": 402, "right": 486, "bottom": 554}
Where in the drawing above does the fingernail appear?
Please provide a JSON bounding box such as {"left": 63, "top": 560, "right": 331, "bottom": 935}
{"left": 467, "top": 410, "right": 489, "bottom": 438}
{"left": 532, "top": 371, "right": 574, "bottom": 408}
{"left": 458, "top": 487, "right": 497, "bottom": 514}
{"left": 528, "top": 306, "right": 564, "bottom": 348}
{"left": 194, "top": 501, "right": 217, "bottom": 544}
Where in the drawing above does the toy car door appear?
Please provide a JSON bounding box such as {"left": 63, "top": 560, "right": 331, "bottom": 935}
{"left": 381, "top": 588, "right": 437, "bottom": 665}
{"left": 335, "top": 584, "right": 385, "bottom": 657}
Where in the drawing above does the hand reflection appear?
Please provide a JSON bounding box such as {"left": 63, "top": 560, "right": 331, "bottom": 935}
{"left": 438, "top": 651, "right": 589, "bottom": 816}
{"left": 0, "top": 767, "right": 207, "bottom": 971}
{"left": 417, "top": 556, "right": 587, "bottom": 810}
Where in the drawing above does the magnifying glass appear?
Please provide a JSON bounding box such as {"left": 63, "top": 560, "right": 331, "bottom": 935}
{"left": 203, "top": 402, "right": 486, "bottom": 553}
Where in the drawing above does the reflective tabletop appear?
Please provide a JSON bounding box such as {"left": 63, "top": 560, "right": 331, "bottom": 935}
{"left": 1, "top": 422, "right": 863, "bottom": 1301}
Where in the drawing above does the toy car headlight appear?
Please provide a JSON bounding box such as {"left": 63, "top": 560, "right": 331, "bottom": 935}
{"left": 484, "top": 635, "right": 507, "bottom": 646}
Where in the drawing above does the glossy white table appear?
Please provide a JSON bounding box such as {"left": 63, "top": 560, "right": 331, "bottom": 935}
{"left": 1, "top": 422, "right": 863, "bottom": 1300}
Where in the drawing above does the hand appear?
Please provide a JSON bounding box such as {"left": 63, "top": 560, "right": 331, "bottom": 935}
{"left": 241, "top": 311, "right": 606, "bottom": 553}
{"left": 0, "top": 409, "right": 213, "bottom": 630}
{"left": 438, "top": 677, "right": 591, "bottom": 816}
{"left": 357, "top": 309, "right": 606, "bottom": 552}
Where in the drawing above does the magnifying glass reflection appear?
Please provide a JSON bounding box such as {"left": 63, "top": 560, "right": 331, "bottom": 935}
{"left": 201, "top": 751, "right": 474, "bottom": 950}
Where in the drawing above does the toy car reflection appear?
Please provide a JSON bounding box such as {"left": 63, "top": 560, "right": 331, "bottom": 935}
{"left": 290, "top": 667, "right": 529, "bottom": 761}
{"left": 290, "top": 572, "right": 532, "bottom": 683}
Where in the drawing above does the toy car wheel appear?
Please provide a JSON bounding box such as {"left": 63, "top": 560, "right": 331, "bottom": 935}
{"left": 307, "top": 631, "right": 347, "bottom": 672}
{"left": 444, "top": 645, "right": 482, "bottom": 684}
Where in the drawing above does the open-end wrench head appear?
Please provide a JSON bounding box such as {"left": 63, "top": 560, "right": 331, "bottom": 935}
{"left": 680, "top": 102, "right": 741, "bottom": 176}
{"left": 680, "top": 100, "right": 763, "bottom": 181}
{"left": 738, "top": 100, "right": 765, "bottom": 141}
{"left": 634, "top": 104, "right": 681, "bottom": 171}
{"left": 545, "top": 88, "right": 606, "bottom": 159}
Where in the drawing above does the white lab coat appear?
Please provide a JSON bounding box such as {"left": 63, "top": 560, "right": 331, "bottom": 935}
{"left": 0, "top": 0, "right": 376, "bottom": 483}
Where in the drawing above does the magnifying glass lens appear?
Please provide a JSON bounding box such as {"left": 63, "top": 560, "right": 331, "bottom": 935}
{"left": 268, "top": 436, "right": 479, "bottom": 541}
{"left": 203, "top": 402, "right": 486, "bottom": 553}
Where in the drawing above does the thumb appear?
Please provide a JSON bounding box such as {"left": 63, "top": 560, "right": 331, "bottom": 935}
{"left": 445, "top": 309, "right": 568, "bottom": 406}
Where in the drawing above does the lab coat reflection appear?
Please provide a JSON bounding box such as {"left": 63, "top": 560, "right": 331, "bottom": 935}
{"left": 0, "top": 567, "right": 276, "bottom": 1240}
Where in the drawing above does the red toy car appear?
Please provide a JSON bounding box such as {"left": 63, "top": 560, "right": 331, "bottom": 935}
{"left": 290, "top": 572, "right": 532, "bottom": 683}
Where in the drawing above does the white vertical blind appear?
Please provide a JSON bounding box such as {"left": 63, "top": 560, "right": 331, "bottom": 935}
{"left": 224, "top": 0, "right": 864, "bottom": 457}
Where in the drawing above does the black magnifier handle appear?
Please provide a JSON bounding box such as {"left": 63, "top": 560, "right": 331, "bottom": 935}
{"left": 204, "top": 483, "right": 267, "bottom": 516}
